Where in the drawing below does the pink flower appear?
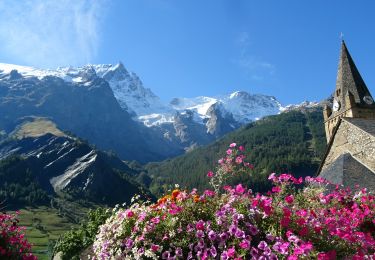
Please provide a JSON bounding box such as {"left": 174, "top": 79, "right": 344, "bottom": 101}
{"left": 151, "top": 217, "right": 160, "bottom": 224}
{"left": 235, "top": 156, "right": 243, "bottom": 164}
{"left": 272, "top": 186, "right": 281, "bottom": 193}
{"left": 239, "top": 239, "right": 250, "bottom": 249}
{"left": 318, "top": 250, "right": 336, "bottom": 260}
{"left": 126, "top": 210, "right": 134, "bottom": 218}
{"left": 239, "top": 145, "right": 245, "bottom": 151}
{"left": 151, "top": 244, "right": 159, "bottom": 252}
{"left": 280, "top": 217, "right": 291, "bottom": 228}
{"left": 196, "top": 220, "right": 205, "bottom": 230}
{"left": 299, "top": 242, "right": 313, "bottom": 253}
{"left": 169, "top": 206, "right": 182, "bottom": 215}
{"left": 223, "top": 185, "right": 232, "bottom": 191}
{"left": 296, "top": 217, "right": 306, "bottom": 226}
{"left": 204, "top": 190, "right": 216, "bottom": 197}
{"left": 235, "top": 184, "right": 246, "bottom": 194}
{"left": 138, "top": 212, "right": 146, "bottom": 222}
{"left": 268, "top": 173, "right": 276, "bottom": 180}
{"left": 298, "top": 226, "right": 308, "bottom": 237}
{"left": 296, "top": 209, "right": 307, "bottom": 217}
{"left": 227, "top": 247, "right": 236, "bottom": 258}
{"left": 226, "top": 149, "right": 232, "bottom": 155}
{"left": 283, "top": 207, "right": 292, "bottom": 218}
{"left": 207, "top": 171, "right": 214, "bottom": 177}
{"left": 292, "top": 177, "right": 303, "bottom": 184}
{"left": 285, "top": 195, "right": 294, "bottom": 204}
{"left": 229, "top": 143, "right": 237, "bottom": 148}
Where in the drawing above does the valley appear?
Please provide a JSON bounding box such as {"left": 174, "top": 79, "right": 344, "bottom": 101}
{"left": 0, "top": 62, "right": 327, "bottom": 258}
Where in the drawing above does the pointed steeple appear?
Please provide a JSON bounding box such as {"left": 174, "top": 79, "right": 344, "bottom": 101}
{"left": 334, "top": 41, "right": 374, "bottom": 111}
{"left": 323, "top": 41, "right": 375, "bottom": 143}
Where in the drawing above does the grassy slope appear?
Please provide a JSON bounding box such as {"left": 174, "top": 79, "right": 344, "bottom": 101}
{"left": 11, "top": 200, "right": 94, "bottom": 259}
{"left": 14, "top": 118, "right": 66, "bottom": 139}
{"left": 10, "top": 207, "right": 75, "bottom": 260}
{"left": 146, "top": 110, "right": 326, "bottom": 196}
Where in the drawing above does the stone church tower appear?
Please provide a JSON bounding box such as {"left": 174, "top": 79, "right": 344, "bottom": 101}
{"left": 318, "top": 41, "right": 375, "bottom": 191}
{"left": 323, "top": 41, "right": 375, "bottom": 142}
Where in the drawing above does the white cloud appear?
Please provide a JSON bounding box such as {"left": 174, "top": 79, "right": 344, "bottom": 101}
{"left": 234, "top": 31, "right": 275, "bottom": 81}
{"left": 0, "top": 0, "right": 106, "bottom": 68}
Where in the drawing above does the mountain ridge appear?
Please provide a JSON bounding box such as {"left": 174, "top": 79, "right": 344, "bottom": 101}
{"left": 0, "top": 125, "right": 151, "bottom": 206}
{"left": 145, "top": 108, "right": 326, "bottom": 196}
{"left": 0, "top": 62, "right": 321, "bottom": 155}
{"left": 0, "top": 62, "right": 319, "bottom": 127}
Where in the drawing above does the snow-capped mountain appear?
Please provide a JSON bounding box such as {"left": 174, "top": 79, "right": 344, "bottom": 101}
{"left": 170, "top": 91, "right": 283, "bottom": 124}
{"left": 0, "top": 62, "right": 172, "bottom": 117}
{"left": 280, "top": 101, "right": 320, "bottom": 112}
{"left": 94, "top": 63, "right": 173, "bottom": 117}
{"left": 0, "top": 62, "right": 319, "bottom": 150}
{"left": 0, "top": 62, "right": 284, "bottom": 127}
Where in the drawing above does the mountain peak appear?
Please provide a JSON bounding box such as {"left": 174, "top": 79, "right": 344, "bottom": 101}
{"left": 229, "top": 91, "right": 249, "bottom": 99}
{"left": 112, "top": 62, "right": 128, "bottom": 74}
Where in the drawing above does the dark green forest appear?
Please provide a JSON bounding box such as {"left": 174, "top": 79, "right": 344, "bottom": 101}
{"left": 0, "top": 156, "right": 50, "bottom": 207}
{"left": 146, "top": 109, "right": 326, "bottom": 196}
{"left": 0, "top": 109, "right": 327, "bottom": 206}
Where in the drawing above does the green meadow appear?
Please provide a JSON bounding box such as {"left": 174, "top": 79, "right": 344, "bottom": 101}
{"left": 13, "top": 206, "right": 84, "bottom": 260}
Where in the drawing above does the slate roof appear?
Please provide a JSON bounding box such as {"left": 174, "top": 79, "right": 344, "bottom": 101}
{"left": 319, "top": 153, "right": 375, "bottom": 191}
{"left": 334, "top": 41, "right": 375, "bottom": 111}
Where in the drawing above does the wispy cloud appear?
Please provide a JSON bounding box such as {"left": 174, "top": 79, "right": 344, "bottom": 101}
{"left": 233, "top": 32, "right": 275, "bottom": 81}
{"left": 0, "top": 0, "right": 107, "bottom": 68}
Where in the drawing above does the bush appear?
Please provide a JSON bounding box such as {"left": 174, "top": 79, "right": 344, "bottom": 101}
{"left": 0, "top": 211, "right": 36, "bottom": 260}
{"left": 54, "top": 207, "right": 111, "bottom": 260}
{"left": 92, "top": 143, "right": 375, "bottom": 259}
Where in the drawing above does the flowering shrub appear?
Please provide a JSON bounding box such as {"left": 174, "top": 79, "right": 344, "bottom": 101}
{"left": 0, "top": 211, "right": 36, "bottom": 260}
{"left": 92, "top": 143, "right": 375, "bottom": 259}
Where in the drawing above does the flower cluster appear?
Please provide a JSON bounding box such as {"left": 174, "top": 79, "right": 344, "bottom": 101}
{"left": 0, "top": 211, "right": 36, "bottom": 259}
{"left": 208, "top": 143, "right": 253, "bottom": 193}
{"left": 92, "top": 143, "right": 375, "bottom": 259}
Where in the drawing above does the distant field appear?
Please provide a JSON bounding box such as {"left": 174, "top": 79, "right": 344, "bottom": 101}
{"left": 13, "top": 206, "right": 78, "bottom": 260}
{"left": 14, "top": 118, "right": 66, "bottom": 138}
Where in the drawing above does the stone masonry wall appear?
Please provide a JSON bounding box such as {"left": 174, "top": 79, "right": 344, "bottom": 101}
{"left": 322, "top": 118, "right": 375, "bottom": 172}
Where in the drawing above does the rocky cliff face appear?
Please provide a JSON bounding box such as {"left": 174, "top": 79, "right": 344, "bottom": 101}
{"left": 0, "top": 62, "right": 320, "bottom": 162}
{"left": 173, "top": 110, "right": 213, "bottom": 146}
{"left": 0, "top": 68, "right": 181, "bottom": 162}
{"left": 0, "top": 133, "right": 147, "bottom": 205}
{"left": 205, "top": 102, "right": 241, "bottom": 137}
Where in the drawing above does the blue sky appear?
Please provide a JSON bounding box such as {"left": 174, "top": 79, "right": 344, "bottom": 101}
{"left": 0, "top": 0, "right": 374, "bottom": 105}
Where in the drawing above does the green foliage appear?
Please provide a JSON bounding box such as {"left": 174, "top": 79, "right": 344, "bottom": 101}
{"left": 146, "top": 110, "right": 326, "bottom": 196}
{"left": 53, "top": 207, "right": 111, "bottom": 260}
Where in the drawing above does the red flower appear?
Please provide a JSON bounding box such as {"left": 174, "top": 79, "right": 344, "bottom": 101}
{"left": 151, "top": 244, "right": 160, "bottom": 252}
{"left": 285, "top": 195, "right": 294, "bottom": 204}
{"left": 298, "top": 226, "right": 308, "bottom": 236}
{"left": 281, "top": 217, "right": 291, "bottom": 228}
{"left": 318, "top": 250, "right": 336, "bottom": 260}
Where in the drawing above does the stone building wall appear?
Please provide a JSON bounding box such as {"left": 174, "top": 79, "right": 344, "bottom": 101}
{"left": 321, "top": 118, "right": 375, "bottom": 172}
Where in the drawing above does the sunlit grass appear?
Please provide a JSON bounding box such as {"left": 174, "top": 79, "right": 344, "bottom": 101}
{"left": 12, "top": 206, "right": 78, "bottom": 260}
{"left": 14, "top": 117, "right": 66, "bottom": 138}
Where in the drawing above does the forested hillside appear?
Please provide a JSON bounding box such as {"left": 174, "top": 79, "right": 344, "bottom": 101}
{"left": 0, "top": 132, "right": 153, "bottom": 208}
{"left": 146, "top": 109, "right": 326, "bottom": 195}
